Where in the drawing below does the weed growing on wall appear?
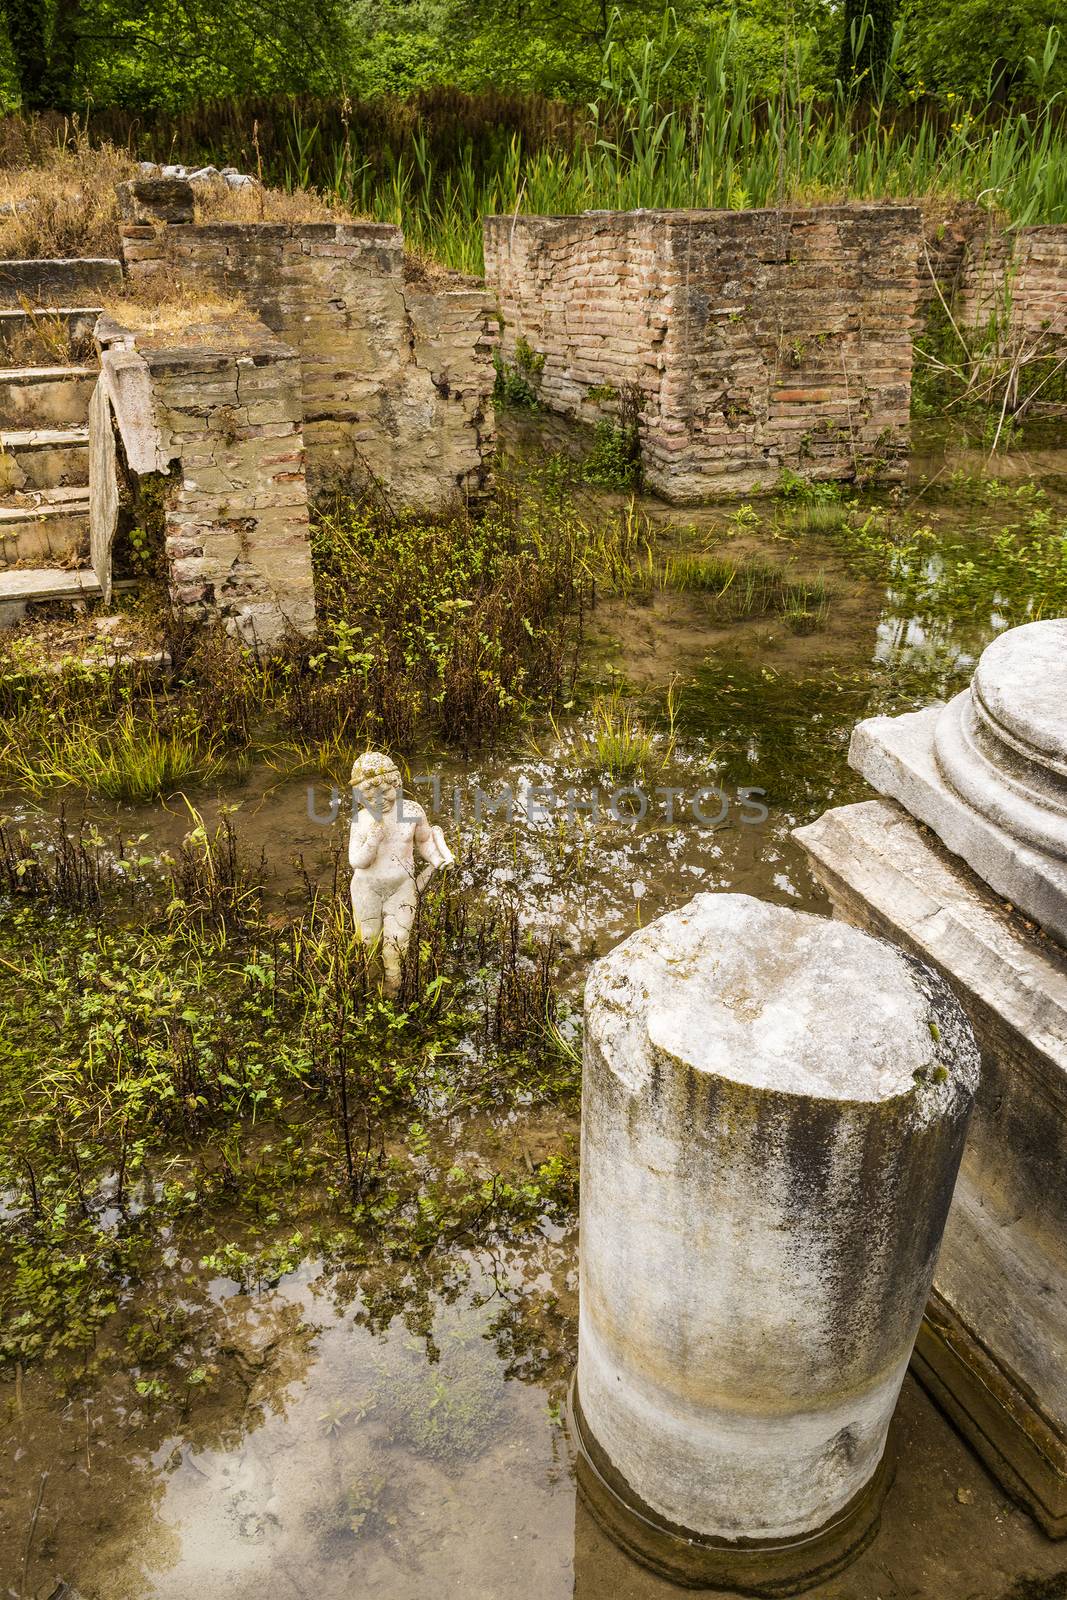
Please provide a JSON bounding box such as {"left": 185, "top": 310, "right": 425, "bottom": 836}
{"left": 0, "top": 120, "right": 136, "bottom": 257}
{"left": 493, "top": 336, "right": 545, "bottom": 409}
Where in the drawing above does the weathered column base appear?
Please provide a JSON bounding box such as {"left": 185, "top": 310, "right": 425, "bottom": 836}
{"left": 795, "top": 798, "right": 1067, "bottom": 1541}
{"left": 569, "top": 1378, "right": 894, "bottom": 1596}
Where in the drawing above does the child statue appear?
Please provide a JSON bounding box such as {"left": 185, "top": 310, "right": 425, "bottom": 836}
{"left": 348, "top": 751, "right": 454, "bottom": 993}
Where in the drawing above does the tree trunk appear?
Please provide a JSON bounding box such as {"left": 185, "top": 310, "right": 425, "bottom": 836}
{"left": 42, "top": 0, "right": 83, "bottom": 107}
{"left": 3, "top": 0, "right": 49, "bottom": 107}
{"left": 838, "top": 0, "right": 895, "bottom": 91}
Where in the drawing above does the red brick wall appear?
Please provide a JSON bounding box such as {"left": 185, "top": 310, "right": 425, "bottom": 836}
{"left": 485, "top": 205, "right": 922, "bottom": 502}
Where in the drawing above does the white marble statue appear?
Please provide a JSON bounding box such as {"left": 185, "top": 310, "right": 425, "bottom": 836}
{"left": 348, "top": 751, "right": 454, "bottom": 993}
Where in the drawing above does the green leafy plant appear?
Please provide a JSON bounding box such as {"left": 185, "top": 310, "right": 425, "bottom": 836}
{"left": 550, "top": 686, "right": 674, "bottom": 781}
{"left": 493, "top": 336, "right": 546, "bottom": 409}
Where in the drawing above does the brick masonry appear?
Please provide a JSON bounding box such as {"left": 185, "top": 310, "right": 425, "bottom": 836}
{"left": 957, "top": 224, "right": 1067, "bottom": 344}
{"left": 484, "top": 205, "right": 922, "bottom": 502}
{"left": 919, "top": 204, "right": 985, "bottom": 313}
{"left": 98, "top": 314, "right": 316, "bottom": 647}
{"left": 118, "top": 196, "right": 497, "bottom": 511}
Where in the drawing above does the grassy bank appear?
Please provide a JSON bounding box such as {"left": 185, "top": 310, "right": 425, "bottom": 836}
{"left": 334, "top": 50, "right": 1067, "bottom": 274}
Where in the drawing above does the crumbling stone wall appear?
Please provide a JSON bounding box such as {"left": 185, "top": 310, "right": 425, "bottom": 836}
{"left": 118, "top": 188, "right": 496, "bottom": 510}
{"left": 97, "top": 315, "right": 316, "bottom": 646}
{"left": 484, "top": 205, "right": 922, "bottom": 502}
{"left": 957, "top": 225, "right": 1067, "bottom": 343}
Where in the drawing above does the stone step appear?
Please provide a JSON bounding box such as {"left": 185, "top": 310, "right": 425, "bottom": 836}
{"left": 0, "top": 426, "right": 89, "bottom": 491}
{"left": 0, "top": 488, "right": 90, "bottom": 568}
{"left": 0, "top": 306, "right": 101, "bottom": 360}
{"left": 0, "top": 365, "right": 96, "bottom": 429}
{"left": 0, "top": 258, "right": 122, "bottom": 308}
{"left": 0, "top": 566, "right": 102, "bottom": 626}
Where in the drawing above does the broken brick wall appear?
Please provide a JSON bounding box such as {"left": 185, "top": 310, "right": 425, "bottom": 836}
{"left": 119, "top": 196, "right": 496, "bottom": 511}
{"left": 956, "top": 225, "right": 1067, "bottom": 345}
{"left": 485, "top": 205, "right": 922, "bottom": 502}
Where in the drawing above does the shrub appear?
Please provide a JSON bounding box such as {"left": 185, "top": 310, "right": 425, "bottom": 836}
{"left": 0, "top": 123, "right": 135, "bottom": 257}
{"left": 292, "top": 490, "right": 589, "bottom": 754}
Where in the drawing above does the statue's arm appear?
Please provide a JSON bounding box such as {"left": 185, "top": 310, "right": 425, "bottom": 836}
{"left": 349, "top": 814, "right": 383, "bottom": 869}
{"left": 415, "top": 814, "right": 455, "bottom": 869}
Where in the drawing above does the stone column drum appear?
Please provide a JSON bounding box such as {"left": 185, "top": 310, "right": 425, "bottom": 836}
{"left": 573, "top": 892, "right": 979, "bottom": 1594}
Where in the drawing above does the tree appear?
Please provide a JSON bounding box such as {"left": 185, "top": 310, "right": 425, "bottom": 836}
{"left": 1, "top": 0, "right": 353, "bottom": 109}
{"left": 898, "top": 0, "right": 1064, "bottom": 101}
{"left": 3, "top": 0, "right": 50, "bottom": 105}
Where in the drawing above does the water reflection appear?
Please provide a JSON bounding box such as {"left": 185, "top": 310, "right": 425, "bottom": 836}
{"left": 4, "top": 1243, "right": 581, "bottom": 1598}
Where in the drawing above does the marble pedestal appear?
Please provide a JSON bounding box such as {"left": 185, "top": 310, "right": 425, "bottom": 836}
{"left": 796, "top": 799, "right": 1067, "bottom": 1535}
{"left": 849, "top": 618, "right": 1067, "bottom": 946}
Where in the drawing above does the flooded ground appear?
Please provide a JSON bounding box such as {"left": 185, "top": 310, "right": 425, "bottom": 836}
{"left": 3, "top": 417, "right": 1067, "bottom": 1600}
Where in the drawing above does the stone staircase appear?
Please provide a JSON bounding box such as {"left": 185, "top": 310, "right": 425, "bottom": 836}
{"left": 0, "top": 257, "right": 122, "bottom": 623}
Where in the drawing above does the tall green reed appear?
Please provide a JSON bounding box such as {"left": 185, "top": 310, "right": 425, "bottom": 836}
{"left": 281, "top": 17, "right": 1066, "bottom": 275}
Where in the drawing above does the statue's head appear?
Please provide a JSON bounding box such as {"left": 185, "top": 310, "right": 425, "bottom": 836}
{"left": 350, "top": 750, "right": 402, "bottom": 815}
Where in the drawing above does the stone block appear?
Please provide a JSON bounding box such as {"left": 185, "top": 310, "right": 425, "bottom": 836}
{"left": 116, "top": 177, "right": 195, "bottom": 226}
{"left": 0, "top": 257, "right": 122, "bottom": 308}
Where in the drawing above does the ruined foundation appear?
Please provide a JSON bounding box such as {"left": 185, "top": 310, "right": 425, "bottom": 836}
{"left": 484, "top": 205, "right": 922, "bottom": 501}
{"left": 957, "top": 224, "right": 1067, "bottom": 344}
{"left": 575, "top": 891, "right": 978, "bottom": 1592}
{"left": 95, "top": 312, "right": 316, "bottom": 645}
{"left": 119, "top": 181, "right": 497, "bottom": 510}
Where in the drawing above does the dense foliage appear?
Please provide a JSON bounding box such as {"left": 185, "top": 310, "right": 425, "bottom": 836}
{"left": 0, "top": 817, "right": 576, "bottom": 1369}
{"left": 1, "top": 0, "right": 1063, "bottom": 110}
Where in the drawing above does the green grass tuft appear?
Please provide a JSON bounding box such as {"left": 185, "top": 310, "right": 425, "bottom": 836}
{"left": 553, "top": 686, "right": 674, "bottom": 782}
{"left": 0, "top": 707, "right": 223, "bottom": 802}
{"left": 661, "top": 553, "right": 832, "bottom": 631}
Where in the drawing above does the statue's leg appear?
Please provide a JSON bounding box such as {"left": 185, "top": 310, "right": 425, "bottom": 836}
{"left": 350, "top": 877, "right": 383, "bottom": 946}
{"left": 381, "top": 880, "right": 417, "bottom": 995}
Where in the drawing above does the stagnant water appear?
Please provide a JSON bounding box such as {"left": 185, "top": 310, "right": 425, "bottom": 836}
{"left": 3, "top": 424, "right": 1067, "bottom": 1600}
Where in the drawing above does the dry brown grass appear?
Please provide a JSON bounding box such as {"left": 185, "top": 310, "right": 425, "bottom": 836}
{"left": 98, "top": 274, "right": 253, "bottom": 342}
{"left": 0, "top": 113, "right": 360, "bottom": 262}
{"left": 0, "top": 128, "right": 135, "bottom": 260}
{"left": 403, "top": 252, "right": 480, "bottom": 288}
{"left": 2, "top": 305, "right": 96, "bottom": 365}
{"left": 193, "top": 181, "right": 354, "bottom": 225}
